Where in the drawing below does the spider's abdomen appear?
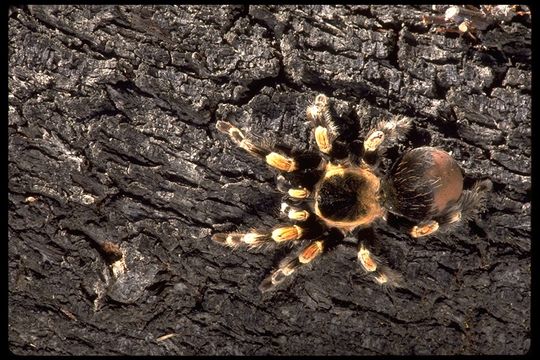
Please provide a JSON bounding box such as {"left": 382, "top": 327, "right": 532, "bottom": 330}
{"left": 386, "top": 146, "right": 464, "bottom": 220}
{"left": 314, "top": 164, "right": 383, "bottom": 233}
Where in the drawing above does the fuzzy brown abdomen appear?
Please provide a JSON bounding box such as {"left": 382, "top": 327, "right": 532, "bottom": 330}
{"left": 386, "top": 146, "right": 464, "bottom": 221}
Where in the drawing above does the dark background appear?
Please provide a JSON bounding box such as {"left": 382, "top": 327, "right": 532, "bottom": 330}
{"left": 8, "top": 5, "right": 530, "bottom": 355}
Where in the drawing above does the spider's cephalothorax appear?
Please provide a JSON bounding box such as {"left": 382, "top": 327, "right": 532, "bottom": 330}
{"left": 314, "top": 163, "right": 383, "bottom": 233}
{"left": 212, "top": 94, "right": 491, "bottom": 292}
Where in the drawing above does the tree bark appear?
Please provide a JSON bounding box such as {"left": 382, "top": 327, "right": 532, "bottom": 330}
{"left": 8, "top": 5, "right": 530, "bottom": 355}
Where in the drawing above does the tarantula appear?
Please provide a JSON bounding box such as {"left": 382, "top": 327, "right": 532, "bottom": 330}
{"left": 212, "top": 94, "right": 491, "bottom": 292}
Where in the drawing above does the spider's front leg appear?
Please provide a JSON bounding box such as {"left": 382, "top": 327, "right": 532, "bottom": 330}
{"left": 212, "top": 174, "right": 323, "bottom": 248}
{"left": 216, "top": 121, "right": 296, "bottom": 172}
{"left": 306, "top": 94, "right": 338, "bottom": 156}
{"left": 216, "top": 121, "right": 319, "bottom": 173}
{"left": 212, "top": 220, "right": 324, "bottom": 249}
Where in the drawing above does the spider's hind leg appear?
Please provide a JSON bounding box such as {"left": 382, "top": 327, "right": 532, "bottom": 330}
{"left": 357, "top": 241, "right": 404, "bottom": 288}
{"left": 457, "top": 179, "right": 492, "bottom": 220}
{"left": 410, "top": 179, "right": 492, "bottom": 237}
{"left": 362, "top": 116, "right": 412, "bottom": 167}
{"left": 410, "top": 220, "right": 440, "bottom": 238}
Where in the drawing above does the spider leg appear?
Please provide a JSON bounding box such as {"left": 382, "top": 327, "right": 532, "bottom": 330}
{"left": 212, "top": 220, "right": 324, "bottom": 249}
{"left": 217, "top": 121, "right": 320, "bottom": 173}
{"left": 410, "top": 179, "right": 492, "bottom": 237}
{"left": 286, "top": 187, "right": 311, "bottom": 199}
{"left": 259, "top": 238, "right": 325, "bottom": 292}
{"left": 216, "top": 120, "right": 297, "bottom": 172}
{"left": 410, "top": 220, "right": 440, "bottom": 238}
{"left": 357, "top": 241, "right": 404, "bottom": 287}
{"left": 280, "top": 202, "right": 311, "bottom": 222}
{"left": 276, "top": 168, "right": 326, "bottom": 197}
{"left": 306, "top": 94, "right": 338, "bottom": 155}
{"left": 456, "top": 179, "right": 492, "bottom": 220}
{"left": 362, "top": 116, "right": 411, "bottom": 166}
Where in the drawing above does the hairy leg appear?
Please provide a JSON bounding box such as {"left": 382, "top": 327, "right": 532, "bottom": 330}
{"left": 410, "top": 179, "right": 492, "bottom": 237}
{"left": 362, "top": 116, "right": 412, "bottom": 166}
{"left": 357, "top": 241, "right": 403, "bottom": 287}
{"left": 212, "top": 219, "right": 324, "bottom": 249}
{"left": 259, "top": 239, "right": 325, "bottom": 292}
{"left": 306, "top": 94, "right": 338, "bottom": 155}
{"left": 216, "top": 121, "right": 300, "bottom": 172}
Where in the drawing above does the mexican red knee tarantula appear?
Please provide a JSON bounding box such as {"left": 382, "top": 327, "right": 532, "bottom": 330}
{"left": 212, "top": 94, "right": 491, "bottom": 292}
